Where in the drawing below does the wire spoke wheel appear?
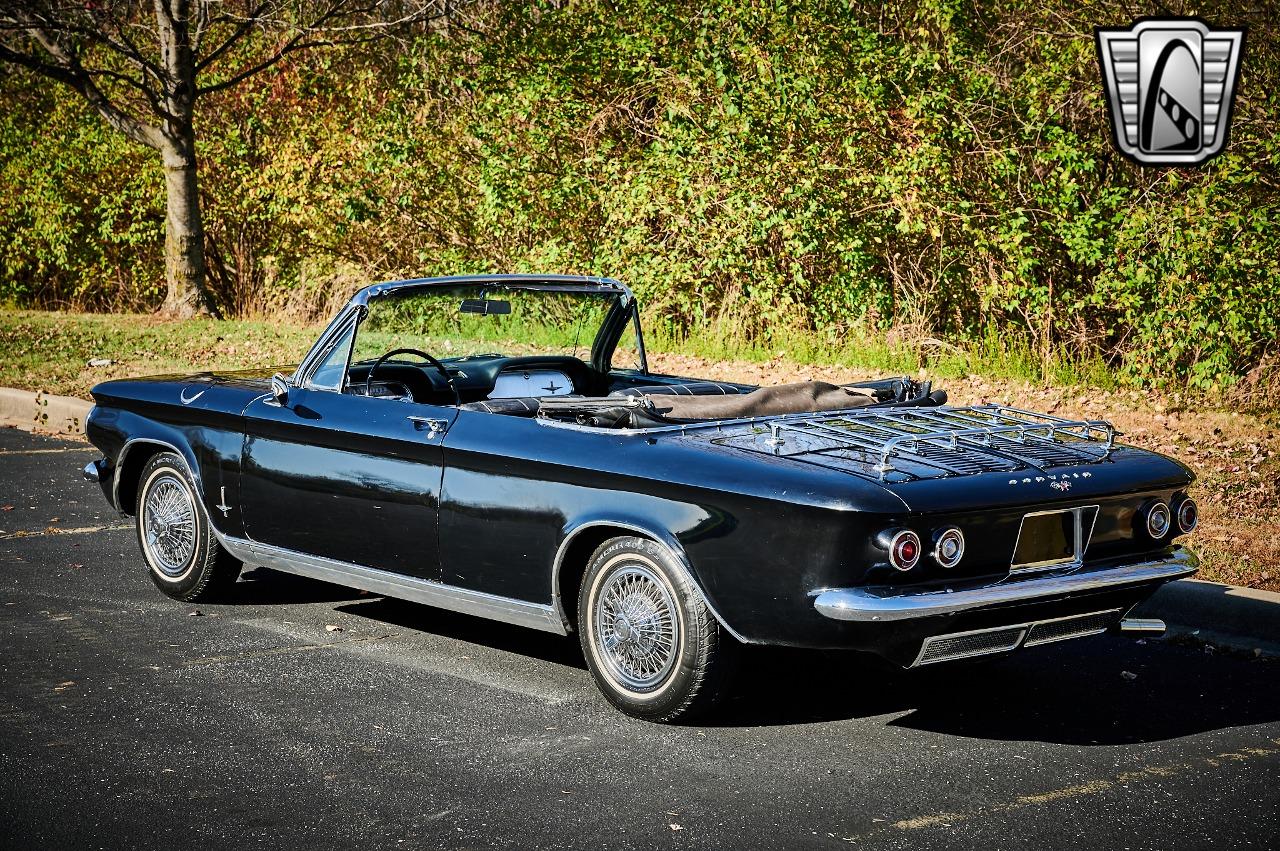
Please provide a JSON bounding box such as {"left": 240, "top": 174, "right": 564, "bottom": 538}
{"left": 593, "top": 563, "right": 679, "bottom": 691}
{"left": 142, "top": 474, "right": 197, "bottom": 577}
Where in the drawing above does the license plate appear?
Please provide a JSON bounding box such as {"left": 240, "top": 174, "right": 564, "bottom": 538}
{"left": 1012, "top": 506, "right": 1099, "bottom": 573}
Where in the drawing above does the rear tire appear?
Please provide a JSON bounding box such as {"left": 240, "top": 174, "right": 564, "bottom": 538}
{"left": 578, "top": 536, "right": 737, "bottom": 722}
{"left": 135, "top": 452, "right": 241, "bottom": 602}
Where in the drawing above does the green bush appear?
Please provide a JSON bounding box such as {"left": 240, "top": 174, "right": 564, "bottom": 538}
{"left": 1, "top": 0, "right": 1277, "bottom": 391}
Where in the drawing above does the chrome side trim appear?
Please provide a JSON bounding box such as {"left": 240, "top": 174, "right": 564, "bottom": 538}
{"left": 812, "top": 548, "right": 1198, "bottom": 623}
{"left": 82, "top": 460, "right": 101, "bottom": 483}
{"left": 215, "top": 533, "right": 567, "bottom": 635}
{"left": 549, "top": 520, "right": 752, "bottom": 643}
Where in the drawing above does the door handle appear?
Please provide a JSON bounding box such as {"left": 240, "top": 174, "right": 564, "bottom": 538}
{"left": 407, "top": 416, "right": 449, "bottom": 436}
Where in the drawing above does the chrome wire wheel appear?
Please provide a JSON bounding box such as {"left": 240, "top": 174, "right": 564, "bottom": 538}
{"left": 593, "top": 562, "right": 680, "bottom": 692}
{"left": 141, "top": 473, "right": 197, "bottom": 577}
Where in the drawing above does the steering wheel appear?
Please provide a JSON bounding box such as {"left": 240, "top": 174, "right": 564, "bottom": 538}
{"left": 365, "top": 348, "right": 460, "bottom": 406}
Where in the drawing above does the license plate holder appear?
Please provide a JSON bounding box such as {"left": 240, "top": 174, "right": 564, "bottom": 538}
{"left": 1011, "top": 505, "right": 1099, "bottom": 573}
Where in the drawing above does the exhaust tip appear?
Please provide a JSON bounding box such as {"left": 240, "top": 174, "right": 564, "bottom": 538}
{"left": 1118, "top": 617, "right": 1166, "bottom": 636}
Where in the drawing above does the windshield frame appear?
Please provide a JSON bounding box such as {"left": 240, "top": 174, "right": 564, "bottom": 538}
{"left": 292, "top": 275, "right": 637, "bottom": 389}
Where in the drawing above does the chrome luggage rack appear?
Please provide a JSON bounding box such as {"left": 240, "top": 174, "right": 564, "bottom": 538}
{"left": 755, "top": 405, "right": 1118, "bottom": 479}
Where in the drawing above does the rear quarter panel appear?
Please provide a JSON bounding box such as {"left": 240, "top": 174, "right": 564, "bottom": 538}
{"left": 437, "top": 411, "right": 909, "bottom": 643}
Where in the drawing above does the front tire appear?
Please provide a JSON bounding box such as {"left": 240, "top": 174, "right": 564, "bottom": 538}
{"left": 135, "top": 452, "right": 241, "bottom": 602}
{"left": 578, "top": 536, "right": 737, "bottom": 722}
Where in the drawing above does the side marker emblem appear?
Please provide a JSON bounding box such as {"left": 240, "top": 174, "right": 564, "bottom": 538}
{"left": 216, "top": 487, "right": 232, "bottom": 517}
{"left": 180, "top": 386, "right": 207, "bottom": 405}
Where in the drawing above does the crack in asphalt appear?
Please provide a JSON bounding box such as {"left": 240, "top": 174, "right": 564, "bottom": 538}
{"left": 0, "top": 447, "right": 96, "bottom": 455}
{"left": 0, "top": 523, "right": 131, "bottom": 540}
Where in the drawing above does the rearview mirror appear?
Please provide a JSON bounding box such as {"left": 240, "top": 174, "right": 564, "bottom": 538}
{"left": 269, "top": 372, "right": 291, "bottom": 406}
{"left": 459, "top": 298, "right": 511, "bottom": 316}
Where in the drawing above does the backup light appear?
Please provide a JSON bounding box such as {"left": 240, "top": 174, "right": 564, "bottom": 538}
{"left": 933, "top": 527, "right": 965, "bottom": 569}
{"left": 1145, "top": 501, "right": 1172, "bottom": 539}
{"left": 1176, "top": 498, "right": 1199, "bottom": 534}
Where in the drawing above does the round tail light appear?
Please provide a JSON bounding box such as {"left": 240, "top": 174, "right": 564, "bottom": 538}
{"left": 933, "top": 527, "right": 965, "bottom": 568}
{"left": 1145, "top": 501, "right": 1172, "bottom": 539}
{"left": 1176, "top": 498, "right": 1199, "bottom": 534}
{"left": 888, "top": 530, "right": 922, "bottom": 571}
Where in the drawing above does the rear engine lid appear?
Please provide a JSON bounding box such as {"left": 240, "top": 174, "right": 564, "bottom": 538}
{"left": 710, "top": 404, "right": 1193, "bottom": 512}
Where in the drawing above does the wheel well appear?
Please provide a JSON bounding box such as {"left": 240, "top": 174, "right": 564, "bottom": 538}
{"left": 115, "top": 443, "right": 168, "bottom": 515}
{"left": 557, "top": 525, "right": 648, "bottom": 632}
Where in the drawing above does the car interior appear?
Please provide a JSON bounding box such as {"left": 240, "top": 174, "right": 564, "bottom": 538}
{"left": 338, "top": 289, "right": 947, "bottom": 428}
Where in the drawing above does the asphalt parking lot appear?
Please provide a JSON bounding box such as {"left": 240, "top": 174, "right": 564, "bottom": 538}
{"left": 1, "top": 426, "right": 1278, "bottom": 850}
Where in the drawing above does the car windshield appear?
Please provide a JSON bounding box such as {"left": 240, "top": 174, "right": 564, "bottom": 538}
{"left": 351, "top": 285, "right": 619, "bottom": 366}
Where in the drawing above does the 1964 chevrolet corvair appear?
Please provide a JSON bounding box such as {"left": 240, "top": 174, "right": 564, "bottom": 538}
{"left": 82, "top": 275, "right": 1199, "bottom": 721}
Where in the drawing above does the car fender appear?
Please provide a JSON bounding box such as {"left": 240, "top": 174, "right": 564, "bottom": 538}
{"left": 551, "top": 515, "right": 752, "bottom": 644}
{"left": 113, "top": 435, "right": 201, "bottom": 508}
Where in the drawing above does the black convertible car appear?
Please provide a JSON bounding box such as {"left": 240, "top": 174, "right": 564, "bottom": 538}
{"left": 82, "top": 275, "right": 1199, "bottom": 721}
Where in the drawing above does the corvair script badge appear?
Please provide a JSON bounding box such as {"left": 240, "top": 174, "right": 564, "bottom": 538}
{"left": 1008, "top": 472, "right": 1092, "bottom": 487}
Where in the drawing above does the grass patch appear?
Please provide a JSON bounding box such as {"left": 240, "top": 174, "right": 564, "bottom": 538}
{"left": 3, "top": 307, "right": 1122, "bottom": 399}
{"left": 646, "top": 319, "right": 1119, "bottom": 392}
{"left": 0, "top": 309, "right": 323, "bottom": 398}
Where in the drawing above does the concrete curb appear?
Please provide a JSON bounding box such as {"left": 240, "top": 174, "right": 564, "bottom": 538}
{"left": 1135, "top": 578, "right": 1280, "bottom": 657}
{"left": 0, "top": 385, "right": 1276, "bottom": 656}
{"left": 0, "top": 387, "right": 92, "bottom": 437}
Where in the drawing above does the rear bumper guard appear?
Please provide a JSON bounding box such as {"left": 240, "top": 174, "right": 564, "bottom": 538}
{"left": 813, "top": 548, "right": 1197, "bottom": 623}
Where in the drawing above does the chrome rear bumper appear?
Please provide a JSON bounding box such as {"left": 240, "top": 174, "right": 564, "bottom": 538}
{"left": 813, "top": 548, "right": 1197, "bottom": 623}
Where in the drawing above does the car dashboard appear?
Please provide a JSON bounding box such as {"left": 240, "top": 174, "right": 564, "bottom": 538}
{"left": 345, "top": 354, "right": 598, "bottom": 404}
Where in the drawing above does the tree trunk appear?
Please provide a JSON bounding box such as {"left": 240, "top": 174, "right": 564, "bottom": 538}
{"left": 159, "top": 140, "right": 211, "bottom": 318}
{"left": 155, "top": 0, "right": 214, "bottom": 319}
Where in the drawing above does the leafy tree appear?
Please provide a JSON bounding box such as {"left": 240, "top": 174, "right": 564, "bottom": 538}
{"left": 0, "top": 0, "right": 455, "bottom": 316}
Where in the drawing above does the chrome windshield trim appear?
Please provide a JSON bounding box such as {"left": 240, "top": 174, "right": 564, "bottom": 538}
{"left": 293, "top": 304, "right": 361, "bottom": 388}
{"left": 295, "top": 275, "right": 634, "bottom": 388}
{"left": 812, "top": 548, "right": 1198, "bottom": 623}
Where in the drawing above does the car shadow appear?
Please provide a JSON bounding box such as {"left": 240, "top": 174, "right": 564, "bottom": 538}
{"left": 224, "top": 567, "right": 370, "bottom": 606}
{"left": 708, "top": 637, "right": 1279, "bottom": 745}
{"left": 333, "top": 596, "right": 587, "bottom": 669}
{"left": 302, "top": 591, "right": 1279, "bottom": 744}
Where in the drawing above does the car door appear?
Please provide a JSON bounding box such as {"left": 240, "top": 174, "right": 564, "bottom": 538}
{"left": 239, "top": 385, "right": 454, "bottom": 581}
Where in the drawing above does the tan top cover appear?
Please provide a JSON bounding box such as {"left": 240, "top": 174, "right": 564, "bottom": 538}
{"left": 642, "top": 381, "right": 877, "bottom": 421}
